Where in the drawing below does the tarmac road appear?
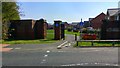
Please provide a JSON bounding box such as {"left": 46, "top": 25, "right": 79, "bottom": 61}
{"left": 2, "top": 35, "right": 119, "bottom": 66}
{"left": 2, "top": 45, "right": 119, "bottom": 66}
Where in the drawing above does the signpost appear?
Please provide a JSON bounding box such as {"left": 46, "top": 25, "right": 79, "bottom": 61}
{"left": 79, "top": 19, "right": 84, "bottom": 40}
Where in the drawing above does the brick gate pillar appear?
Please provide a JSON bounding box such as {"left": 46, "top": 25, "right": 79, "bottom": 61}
{"left": 54, "top": 20, "right": 62, "bottom": 40}
{"left": 35, "top": 19, "right": 47, "bottom": 39}
{"left": 61, "top": 22, "right": 65, "bottom": 40}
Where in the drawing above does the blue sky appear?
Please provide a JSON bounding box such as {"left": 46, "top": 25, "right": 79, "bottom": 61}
{"left": 19, "top": 2, "right": 119, "bottom": 24}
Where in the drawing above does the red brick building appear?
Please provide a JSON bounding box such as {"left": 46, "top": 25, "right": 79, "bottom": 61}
{"left": 106, "top": 8, "right": 120, "bottom": 21}
{"left": 90, "top": 12, "right": 106, "bottom": 29}
{"left": 101, "top": 8, "right": 120, "bottom": 40}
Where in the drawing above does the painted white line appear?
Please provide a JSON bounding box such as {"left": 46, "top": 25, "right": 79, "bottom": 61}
{"left": 94, "top": 63, "right": 98, "bottom": 64}
{"left": 68, "top": 43, "right": 71, "bottom": 46}
{"left": 58, "top": 51, "right": 65, "bottom": 52}
{"left": 42, "top": 59, "right": 46, "bottom": 62}
{"left": 61, "top": 63, "right": 118, "bottom": 66}
{"left": 44, "top": 55, "right": 48, "bottom": 57}
{"left": 80, "top": 63, "right": 84, "bottom": 65}
{"left": 46, "top": 50, "right": 50, "bottom": 53}
{"left": 113, "top": 64, "right": 118, "bottom": 66}
{"left": 78, "top": 63, "right": 82, "bottom": 65}
{"left": 57, "top": 41, "right": 68, "bottom": 49}
{"left": 14, "top": 47, "right": 21, "bottom": 49}
{"left": 84, "top": 63, "right": 88, "bottom": 65}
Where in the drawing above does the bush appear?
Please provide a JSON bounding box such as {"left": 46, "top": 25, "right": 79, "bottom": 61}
{"left": 67, "top": 28, "right": 72, "bottom": 32}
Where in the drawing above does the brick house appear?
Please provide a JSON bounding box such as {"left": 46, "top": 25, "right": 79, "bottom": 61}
{"left": 101, "top": 8, "right": 120, "bottom": 40}
{"left": 90, "top": 12, "right": 106, "bottom": 29}
{"left": 106, "top": 8, "right": 120, "bottom": 21}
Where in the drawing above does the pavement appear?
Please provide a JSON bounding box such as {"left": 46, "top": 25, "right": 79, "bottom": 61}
{"left": 1, "top": 35, "right": 119, "bottom": 66}
{"left": 0, "top": 44, "right": 13, "bottom": 52}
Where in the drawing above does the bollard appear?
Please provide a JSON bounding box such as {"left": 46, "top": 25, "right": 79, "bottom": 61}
{"left": 77, "top": 41, "right": 78, "bottom": 46}
{"left": 75, "top": 34, "right": 77, "bottom": 41}
{"left": 112, "top": 41, "right": 115, "bottom": 46}
{"left": 91, "top": 41, "right": 94, "bottom": 46}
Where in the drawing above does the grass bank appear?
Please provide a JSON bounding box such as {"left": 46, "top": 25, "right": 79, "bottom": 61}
{"left": 2, "top": 30, "right": 57, "bottom": 44}
{"left": 74, "top": 41, "right": 120, "bottom": 47}
{"left": 47, "top": 29, "right": 80, "bottom": 36}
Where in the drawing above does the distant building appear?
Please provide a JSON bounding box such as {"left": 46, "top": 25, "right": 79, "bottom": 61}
{"left": 83, "top": 21, "right": 90, "bottom": 28}
{"left": 71, "top": 22, "right": 80, "bottom": 32}
{"left": 63, "top": 22, "right": 69, "bottom": 29}
{"left": 47, "top": 23, "right": 54, "bottom": 29}
{"left": 71, "top": 22, "right": 80, "bottom": 28}
{"left": 90, "top": 12, "right": 106, "bottom": 29}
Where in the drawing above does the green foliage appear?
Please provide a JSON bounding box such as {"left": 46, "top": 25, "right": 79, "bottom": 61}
{"left": 2, "top": 2, "right": 20, "bottom": 39}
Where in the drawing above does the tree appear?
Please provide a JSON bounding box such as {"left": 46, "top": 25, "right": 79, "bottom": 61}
{"left": 2, "top": 2, "right": 20, "bottom": 39}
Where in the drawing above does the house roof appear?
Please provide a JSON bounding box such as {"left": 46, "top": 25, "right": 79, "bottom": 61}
{"left": 107, "top": 8, "right": 120, "bottom": 16}
{"left": 90, "top": 12, "right": 106, "bottom": 22}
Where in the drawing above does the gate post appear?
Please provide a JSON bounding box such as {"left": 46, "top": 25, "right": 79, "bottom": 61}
{"left": 54, "top": 20, "right": 62, "bottom": 40}
{"left": 61, "top": 22, "right": 65, "bottom": 40}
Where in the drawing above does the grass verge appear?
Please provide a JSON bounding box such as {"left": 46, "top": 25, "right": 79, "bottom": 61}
{"left": 2, "top": 31, "right": 57, "bottom": 44}
{"left": 74, "top": 41, "right": 120, "bottom": 47}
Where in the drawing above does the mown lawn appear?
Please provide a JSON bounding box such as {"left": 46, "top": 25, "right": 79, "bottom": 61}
{"left": 74, "top": 41, "right": 120, "bottom": 47}
{"left": 47, "top": 29, "right": 80, "bottom": 36}
{"left": 2, "top": 30, "right": 57, "bottom": 44}
{"left": 2, "top": 29, "right": 80, "bottom": 44}
{"left": 65, "top": 30, "right": 80, "bottom": 36}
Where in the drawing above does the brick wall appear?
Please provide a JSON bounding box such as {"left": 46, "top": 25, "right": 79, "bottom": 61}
{"left": 10, "top": 20, "right": 35, "bottom": 40}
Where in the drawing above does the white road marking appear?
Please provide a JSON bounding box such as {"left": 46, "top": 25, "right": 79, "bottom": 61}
{"left": 63, "top": 43, "right": 71, "bottom": 47}
{"left": 61, "top": 63, "right": 118, "bottom": 66}
{"left": 42, "top": 59, "right": 46, "bottom": 62}
{"left": 94, "top": 63, "right": 98, "bottom": 64}
{"left": 58, "top": 51, "right": 65, "bottom": 52}
{"left": 113, "top": 64, "right": 118, "bottom": 66}
{"left": 46, "top": 50, "right": 50, "bottom": 53}
{"left": 76, "top": 64, "right": 81, "bottom": 65}
{"left": 84, "top": 63, "right": 88, "bottom": 65}
{"left": 94, "top": 50, "right": 100, "bottom": 51}
{"left": 105, "top": 63, "right": 111, "bottom": 65}
{"left": 57, "top": 41, "right": 68, "bottom": 48}
{"left": 68, "top": 43, "right": 71, "bottom": 46}
{"left": 44, "top": 55, "right": 48, "bottom": 57}
{"left": 14, "top": 47, "right": 21, "bottom": 49}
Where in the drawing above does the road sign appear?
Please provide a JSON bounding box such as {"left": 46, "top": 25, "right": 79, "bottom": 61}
{"left": 79, "top": 22, "right": 84, "bottom": 26}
